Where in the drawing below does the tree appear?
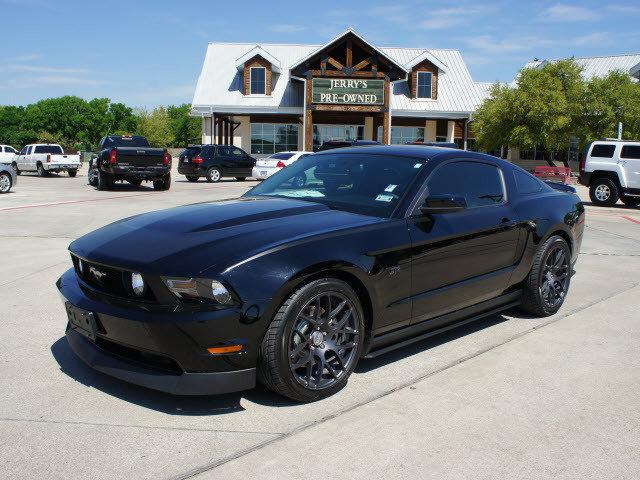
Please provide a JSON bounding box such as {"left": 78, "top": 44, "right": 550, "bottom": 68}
{"left": 135, "top": 106, "right": 172, "bottom": 147}
{"left": 167, "top": 104, "right": 200, "bottom": 147}
{"left": 108, "top": 102, "right": 138, "bottom": 134}
{"left": 475, "top": 60, "right": 585, "bottom": 155}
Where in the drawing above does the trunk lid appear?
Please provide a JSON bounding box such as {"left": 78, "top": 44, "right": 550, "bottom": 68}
{"left": 115, "top": 147, "right": 165, "bottom": 168}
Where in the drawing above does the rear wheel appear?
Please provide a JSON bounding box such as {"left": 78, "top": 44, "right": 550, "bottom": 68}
{"left": 37, "top": 163, "right": 47, "bottom": 177}
{"left": 153, "top": 173, "right": 171, "bottom": 191}
{"left": 589, "top": 177, "right": 619, "bottom": 206}
{"left": 0, "top": 172, "right": 12, "bottom": 193}
{"left": 621, "top": 196, "right": 640, "bottom": 208}
{"left": 258, "top": 278, "right": 364, "bottom": 402}
{"left": 206, "top": 167, "right": 221, "bottom": 183}
{"left": 235, "top": 176, "right": 247, "bottom": 181}
{"left": 185, "top": 175, "right": 199, "bottom": 182}
{"left": 68, "top": 169, "right": 77, "bottom": 177}
{"left": 97, "top": 169, "right": 113, "bottom": 191}
{"left": 520, "top": 235, "right": 571, "bottom": 317}
{"left": 88, "top": 167, "right": 98, "bottom": 186}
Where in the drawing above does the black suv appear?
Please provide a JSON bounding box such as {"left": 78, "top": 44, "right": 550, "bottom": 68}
{"left": 316, "top": 140, "right": 380, "bottom": 151}
{"left": 178, "top": 145, "right": 256, "bottom": 182}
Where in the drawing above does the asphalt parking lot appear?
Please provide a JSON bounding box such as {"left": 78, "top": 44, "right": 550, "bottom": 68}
{"left": 1, "top": 165, "right": 640, "bottom": 480}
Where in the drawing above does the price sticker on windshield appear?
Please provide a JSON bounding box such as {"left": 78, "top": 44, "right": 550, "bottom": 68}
{"left": 375, "top": 194, "right": 394, "bottom": 202}
{"left": 384, "top": 184, "right": 397, "bottom": 192}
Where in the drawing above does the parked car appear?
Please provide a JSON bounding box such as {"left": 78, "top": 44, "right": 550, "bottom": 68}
{"left": 88, "top": 135, "right": 171, "bottom": 191}
{"left": 58, "top": 145, "right": 584, "bottom": 401}
{"left": 0, "top": 162, "right": 17, "bottom": 193}
{"left": 0, "top": 144, "right": 18, "bottom": 163}
{"left": 316, "top": 139, "right": 380, "bottom": 151}
{"left": 177, "top": 144, "right": 256, "bottom": 182}
{"left": 408, "top": 141, "right": 459, "bottom": 149}
{"left": 579, "top": 139, "right": 640, "bottom": 207}
{"left": 13, "top": 144, "right": 80, "bottom": 177}
{"left": 252, "top": 151, "right": 312, "bottom": 183}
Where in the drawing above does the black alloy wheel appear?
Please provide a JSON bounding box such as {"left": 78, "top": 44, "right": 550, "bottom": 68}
{"left": 259, "top": 278, "right": 364, "bottom": 401}
{"left": 88, "top": 167, "right": 98, "bottom": 186}
{"left": 520, "top": 235, "right": 571, "bottom": 316}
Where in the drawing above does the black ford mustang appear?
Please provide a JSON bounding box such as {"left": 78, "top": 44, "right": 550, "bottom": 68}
{"left": 57, "top": 146, "right": 584, "bottom": 401}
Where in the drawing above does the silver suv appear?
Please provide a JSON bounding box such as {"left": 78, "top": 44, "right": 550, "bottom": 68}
{"left": 579, "top": 140, "right": 640, "bottom": 207}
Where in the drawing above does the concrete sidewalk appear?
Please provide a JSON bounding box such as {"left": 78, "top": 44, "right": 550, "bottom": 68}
{"left": 198, "top": 285, "right": 640, "bottom": 480}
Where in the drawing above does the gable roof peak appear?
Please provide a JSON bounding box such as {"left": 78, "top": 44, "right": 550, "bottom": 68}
{"left": 234, "top": 45, "right": 281, "bottom": 73}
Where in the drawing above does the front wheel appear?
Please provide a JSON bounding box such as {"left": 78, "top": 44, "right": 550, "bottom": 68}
{"left": 589, "top": 178, "right": 619, "bottom": 206}
{"left": 519, "top": 235, "right": 572, "bottom": 317}
{"left": 0, "top": 172, "right": 12, "bottom": 193}
{"left": 258, "top": 278, "right": 364, "bottom": 402}
{"left": 621, "top": 196, "right": 640, "bottom": 208}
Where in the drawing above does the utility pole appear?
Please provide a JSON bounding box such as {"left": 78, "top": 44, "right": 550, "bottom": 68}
{"left": 618, "top": 122, "right": 623, "bottom": 140}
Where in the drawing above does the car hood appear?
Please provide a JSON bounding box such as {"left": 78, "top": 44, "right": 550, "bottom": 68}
{"left": 69, "top": 197, "right": 383, "bottom": 276}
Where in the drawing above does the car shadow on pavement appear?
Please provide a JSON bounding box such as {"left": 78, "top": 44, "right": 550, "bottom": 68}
{"left": 355, "top": 310, "right": 512, "bottom": 374}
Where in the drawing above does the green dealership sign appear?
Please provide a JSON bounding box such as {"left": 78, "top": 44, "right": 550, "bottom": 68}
{"left": 312, "top": 78, "right": 384, "bottom": 105}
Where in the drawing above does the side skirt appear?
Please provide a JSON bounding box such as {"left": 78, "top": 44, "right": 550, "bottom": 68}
{"left": 363, "top": 291, "right": 522, "bottom": 359}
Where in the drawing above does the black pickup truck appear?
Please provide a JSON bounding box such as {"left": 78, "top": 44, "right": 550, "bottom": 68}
{"left": 88, "top": 135, "right": 171, "bottom": 191}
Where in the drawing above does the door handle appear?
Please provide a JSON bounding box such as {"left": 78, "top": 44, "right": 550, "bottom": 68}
{"left": 499, "top": 218, "right": 517, "bottom": 228}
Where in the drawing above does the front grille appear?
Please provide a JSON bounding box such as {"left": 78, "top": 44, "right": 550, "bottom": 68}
{"left": 72, "top": 255, "right": 156, "bottom": 301}
{"left": 95, "top": 337, "right": 183, "bottom": 374}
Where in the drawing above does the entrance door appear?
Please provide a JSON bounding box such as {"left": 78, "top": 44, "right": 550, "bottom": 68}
{"left": 313, "top": 124, "right": 364, "bottom": 150}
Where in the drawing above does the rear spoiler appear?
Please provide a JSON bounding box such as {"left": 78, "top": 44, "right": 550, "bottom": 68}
{"left": 544, "top": 180, "right": 576, "bottom": 193}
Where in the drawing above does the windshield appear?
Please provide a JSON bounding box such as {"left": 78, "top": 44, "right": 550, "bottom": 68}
{"left": 102, "top": 136, "right": 150, "bottom": 148}
{"left": 245, "top": 152, "right": 425, "bottom": 217}
{"left": 34, "top": 145, "right": 63, "bottom": 154}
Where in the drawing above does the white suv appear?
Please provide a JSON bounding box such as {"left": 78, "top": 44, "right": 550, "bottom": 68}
{"left": 579, "top": 140, "right": 640, "bottom": 207}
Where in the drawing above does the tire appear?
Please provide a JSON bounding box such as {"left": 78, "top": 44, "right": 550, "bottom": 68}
{"left": 589, "top": 177, "right": 619, "bottom": 206}
{"left": 68, "top": 169, "right": 77, "bottom": 177}
{"left": 88, "top": 167, "right": 98, "bottom": 186}
{"left": 206, "top": 167, "right": 222, "bottom": 183}
{"left": 97, "top": 169, "right": 113, "bottom": 191}
{"left": 258, "top": 278, "right": 365, "bottom": 402}
{"left": 186, "top": 175, "right": 199, "bottom": 182}
{"left": 621, "top": 196, "right": 640, "bottom": 208}
{"left": 37, "top": 163, "right": 47, "bottom": 177}
{"left": 153, "top": 173, "right": 171, "bottom": 191}
{"left": 519, "top": 235, "right": 572, "bottom": 317}
{"left": 235, "top": 176, "right": 247, "bottom": 181}
{"left": 128, "top": 179, "right": 142, "bottom": 187}
{"left": 0, "top": 172, "right": 12, "bottom": 193}
{"left": 12, "top": 163, "right": 20, "bottom": 175}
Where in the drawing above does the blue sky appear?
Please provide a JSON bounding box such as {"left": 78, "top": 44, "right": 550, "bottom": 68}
{"left": 1, "top": 0, "right": 639, "bottom": 107}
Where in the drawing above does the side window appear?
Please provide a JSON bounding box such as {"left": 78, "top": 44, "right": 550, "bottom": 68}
{"left": 590, "top": 144, "right": 615, "bottom": 158}
{"left": 620, "top": 145, "right": 640, "bottom": 159}
{"left": 231, "top": 147, "right": 244, "bottom": 157}
{"left": 514, "top": 169, "right": 543, "bottom": 194}
{"left": 219, "top": 146, "right": 231, "bottom": 156}
{"left": 427, "top": 161, "right": 505, "bottom": 208}
{"left": 9, "top": 147, "right": 17, "bottom": 153}
{"left": 19, "top": 146, "right": 28, "bottom": 155}
{"left": 27, "top": 146, "right": 33, "bottom": 155}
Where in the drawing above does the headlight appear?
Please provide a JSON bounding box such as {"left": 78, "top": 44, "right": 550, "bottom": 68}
{"left": 131, "top": 272, "right": 146, "bottom": 297}
{"left": 163, "top": 277, "right": 233, "bottom": 305}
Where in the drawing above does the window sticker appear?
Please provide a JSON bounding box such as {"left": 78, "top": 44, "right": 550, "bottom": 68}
{"left": 414, "top": 163, "right": 422, "bottom": 169}
{"left": 375, "top": 194, "right": 394, "bottom": 202}
{"left": 276, "top": 190, "right": 325, "bottom": 198}
{"left": 384, "top": 184, "right": 397, "bottom": 193}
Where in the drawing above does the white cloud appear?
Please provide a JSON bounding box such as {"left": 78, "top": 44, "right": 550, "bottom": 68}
{"left": 270, "top": 24, "right": 306, "bottom": 33}
{"left": 606, "top": 4, "right": 640, "bottom": 14}
{"left": 1, "top": 65, "right": 91, "bottom": 74}
{"left": 0, "top": 76, "right": 107, "bottom": 90}
{"left": 419, "top": 6, "right": 493, "bottom": 29}
{"left": 541, "top": 4, "right": 598, "bottom": 22}
{"left": 570, "top": 32, "right": 611, "bottom": 46}
{"left": 469, "top": 35, "right": 551, "bottom": 54}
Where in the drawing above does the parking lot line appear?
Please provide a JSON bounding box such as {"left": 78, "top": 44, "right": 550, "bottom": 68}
{"left": 0, "top": 193, "right": 154, "bottom": 212}
{"left": 622, "top": 215, "right": 640, "bottom": 225}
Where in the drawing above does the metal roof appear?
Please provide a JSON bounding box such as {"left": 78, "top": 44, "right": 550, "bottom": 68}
{"left": 523, "top": 54, "right": 640, "bottom": 80}
{"left": 192, "top": 41, "right": 489, "bottom": 118}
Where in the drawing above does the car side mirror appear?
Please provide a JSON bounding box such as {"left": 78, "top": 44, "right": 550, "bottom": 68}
{"left": 419, "top": 195, "right": 467, "bottom": 215}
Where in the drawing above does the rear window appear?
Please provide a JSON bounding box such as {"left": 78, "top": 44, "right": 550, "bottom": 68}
{"left": 34, "top": 145, "right": 63, "bottom": 154}
{"left": 514, "top": 169, "right": 543, "bottom": 194}
{"left": 181, "top": 147, "right": 201, "bottom": 156}
{"left": 590, "top": 144, "right": 615, "bottom": 158}
{"left": 621, "top": 145, "right": 640, "bottom": 159}
{"left": 103, "top": 136, "right": 150, "bottom": 148}
{"left": 270, "top": 153, "right": 295, "bottom": 160}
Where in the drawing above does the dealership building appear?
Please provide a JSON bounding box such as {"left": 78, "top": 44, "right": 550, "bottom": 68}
{"left": 191, "top": 29, "right": 491, "bottom": 154}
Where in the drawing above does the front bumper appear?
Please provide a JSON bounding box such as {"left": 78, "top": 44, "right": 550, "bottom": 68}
{"left": 57, "top": 268, "right": 258, "bottom": 395}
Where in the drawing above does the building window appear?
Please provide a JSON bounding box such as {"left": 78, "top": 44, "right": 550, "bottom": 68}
{"left": 251, "top": 123, "right": 298, "bottom": 154}
{"left": 391, "top": 126, "right": 425, "bottom": 144}
{"left": 313, "top": 125, "right": 364, "bottom": 150}
{"left": 417, "top": 71, "right": 432, "bottom": 99}
{"left": 250, "top": 67, "right": 266, "bottom": 95}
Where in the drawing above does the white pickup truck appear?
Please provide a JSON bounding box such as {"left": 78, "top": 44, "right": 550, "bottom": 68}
{"left": 13, "top": 144, "right": 81, "bottom": 177}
